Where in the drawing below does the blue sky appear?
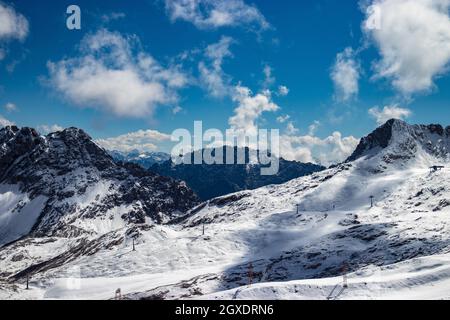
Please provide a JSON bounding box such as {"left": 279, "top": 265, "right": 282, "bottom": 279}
{"left": 1, "top": 0, "right": 450, "bottom": 164}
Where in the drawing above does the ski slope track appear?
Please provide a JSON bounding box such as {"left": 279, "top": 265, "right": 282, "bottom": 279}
{"left": 2, "top": 119, "right": 450, "bottom": 300}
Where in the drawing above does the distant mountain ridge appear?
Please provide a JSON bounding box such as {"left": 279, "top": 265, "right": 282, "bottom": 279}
{"left": 109, "top": 150, "right": 171, "bottom": 168}
{"left": 150, "top": 146, "right": 326, "bottom": 201}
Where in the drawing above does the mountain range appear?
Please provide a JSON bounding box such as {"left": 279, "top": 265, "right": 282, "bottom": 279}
{"left": 0, "top": 126, "right": 198, "bottom": 247}
{"left": 149, "top": 147, "right": 325, "bottom": 200}
{"left": 2, "top": 119, "right": 450, "bottom": 300}
{"left": 109, "top": 150, "right": 171, "bottom": 168}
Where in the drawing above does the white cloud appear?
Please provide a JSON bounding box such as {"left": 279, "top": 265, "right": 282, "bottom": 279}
{"left": 0, "top": 2, "right": 28, "bottom": 62}
{"left": 0, "top": 114, "right": 14, "bottom": 127}
{"left": 261, "top": 65, "right": 289, "bottom": 94}
{"left": 172, "top": 106, "right": 183, "bottom": 115}
{"left": 308, "top": 120, "right": 321, "bottom": 135}
{"left": 262, "top": 64, "right": 275, "bottom": 89}
{"left": 47, "top": 29, "right": 188, "bottom": 118}
{"left": 285, "top": 122, "right": 299, "bottom": 135}
{"left": 277, "top": 85, "right": 289, "bottom": 96}
{"left": 363, "top": 0, "right": 450, "bottom": 95}
{"left": 280, "top": 130, "right": 359, "bottom": 166}
{"left": 276, "top": 114, "right": 290, "bottom": 123}
{"left": 95, "top": 129, "right": 171, "bottom": 153}
{"left": 224, "top": 84, "right": 356, "bottom": 166}
{"left": 228, "top": 85, "right": 279, "bottom": 136}
{"left": 164, "top": 0, "right": 270, "bottom": 31}
{"left": 368, "top": 104, "right": 412, "bottom": 125}
{"left": 4, "top": 102, "right": 17, "bottom": 112}
{"left": 0, "top": 2, "right": 28, "bottom": 41}
{"left": 331, "top": 47, "right": 360, "bottom": 102}
{"left": 37, "top": 124, "right": 64, "bottom": 134}
{"left": 101, "top": 12, "right": 126, "bottom": 23}
{"left": 199, "top": 36, "right": 234, "bottom": 98}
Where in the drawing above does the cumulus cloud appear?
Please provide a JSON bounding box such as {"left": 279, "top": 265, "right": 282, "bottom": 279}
{"left": 47, "top": 29, "right": 188, "bottom": 118}
{"left": 4, "top": 102, "right": 17, "bottom": 112}
{"left": 262, "top": 64, "right": 275, "bottom": 89}
{"left": 277, "top": 85, "right": 289, "bottom": 96}
{"left": 199, "top": 36, "right": 234, "bottom": 97}
{"left": 280, "top": 129, "right": 359, "bottom": 166}
{"left": 224, "top": 83, "right": 357, "bottom": 166}
{"left": 172, "top": 106, "right": 183, "bottom": 115}
{"left": 0, "top": 114, "right": 14, "bottom": 127}
{"left": 164, "top": 0, "right": 270, "bottom": 31}
{"left": 0, "top": 2, "right": 28, "bottom": 62}
{"left": 363, "top": 0, "right": 450, "bottom": 95}
{"left": 285, "top": 122, "right": 299, "bottom": 135}
{"left": 261, "top": 65, "right": 291, "bottom": 95}
{"left": 37, "top": 124, "right": 64, "bottom": 134}
{"left": 228, "top": 85, "right": 279, "bottom": 136}
{"left": 308, "top": 120, "right": 321, "bottom": 136}
{"left": 276, "top": 114, "right": 290, "bottom": 123}
{"left": 331, "top": 47, "right": 360, "bottom": 102}
{"left": 95, "top": 129, "right": 171, "bottom": 153}
{"left": 368, "top": 104, "right": 412, "bottom": 125}
{"left": 101, "top": 12, "right": 126, "bottom": 23}
{"left": 0, "top": 2, "right": 28, "bottom": 41}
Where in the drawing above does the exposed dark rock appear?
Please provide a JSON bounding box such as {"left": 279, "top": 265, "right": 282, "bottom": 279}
{"left": 0, "top": 126, "right": 200, "bottom": 243}
{"left": 150, "top": 147, "right": 325, "bottom": 201}
{"left": 347, "top": 119, "right": 450, "bottom": 162}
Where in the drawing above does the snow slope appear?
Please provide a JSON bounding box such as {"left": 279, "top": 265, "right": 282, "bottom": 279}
{"left": 0, "top": 185, "right": 47, "bottom": 246}
{"left": 202, "top": 253, "right": 450, "bottom": 300}
{"left": 2, "top": 119, "right": 450, "bottom": 300}
{"left": 4, "top": 159, "right": 450, "bottom": 300}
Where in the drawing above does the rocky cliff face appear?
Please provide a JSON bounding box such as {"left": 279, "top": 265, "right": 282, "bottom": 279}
{"left": 347, "top": 119, "right": 450, "bottom": 164}
{"left": 0, "top": 126, "right": 199, "bottom": 246}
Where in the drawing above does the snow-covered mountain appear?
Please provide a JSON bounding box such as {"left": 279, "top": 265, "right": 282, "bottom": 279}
{"left": 2, "top": 119, "right": 450, "bottom": 300}
{"left": 109, "top": 150, "right": 170, "bottom": 169}
{"left": 347, "top": 119, "right": 450, "bottom": 165}
{"left": 0, "top": 126, "right": 198, "bottom": 248}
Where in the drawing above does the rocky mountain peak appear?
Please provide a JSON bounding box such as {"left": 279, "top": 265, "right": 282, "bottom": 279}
{"left": 0, "top": 125, "right": 41, "bottom": 145}
{"left": 346, "top": 119, "right": 450, "bottom": 163}
{"left": 1, "top": 126, "right": 43, "bottom": 177}
{"left": 0, "top": 126, "right": 199, "bottom": 245}
{"left": 43, "top": 127, "right": 116, "bottom": 173}
{"left": 54, "top": 127, "right": 93, "bottom": 143}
